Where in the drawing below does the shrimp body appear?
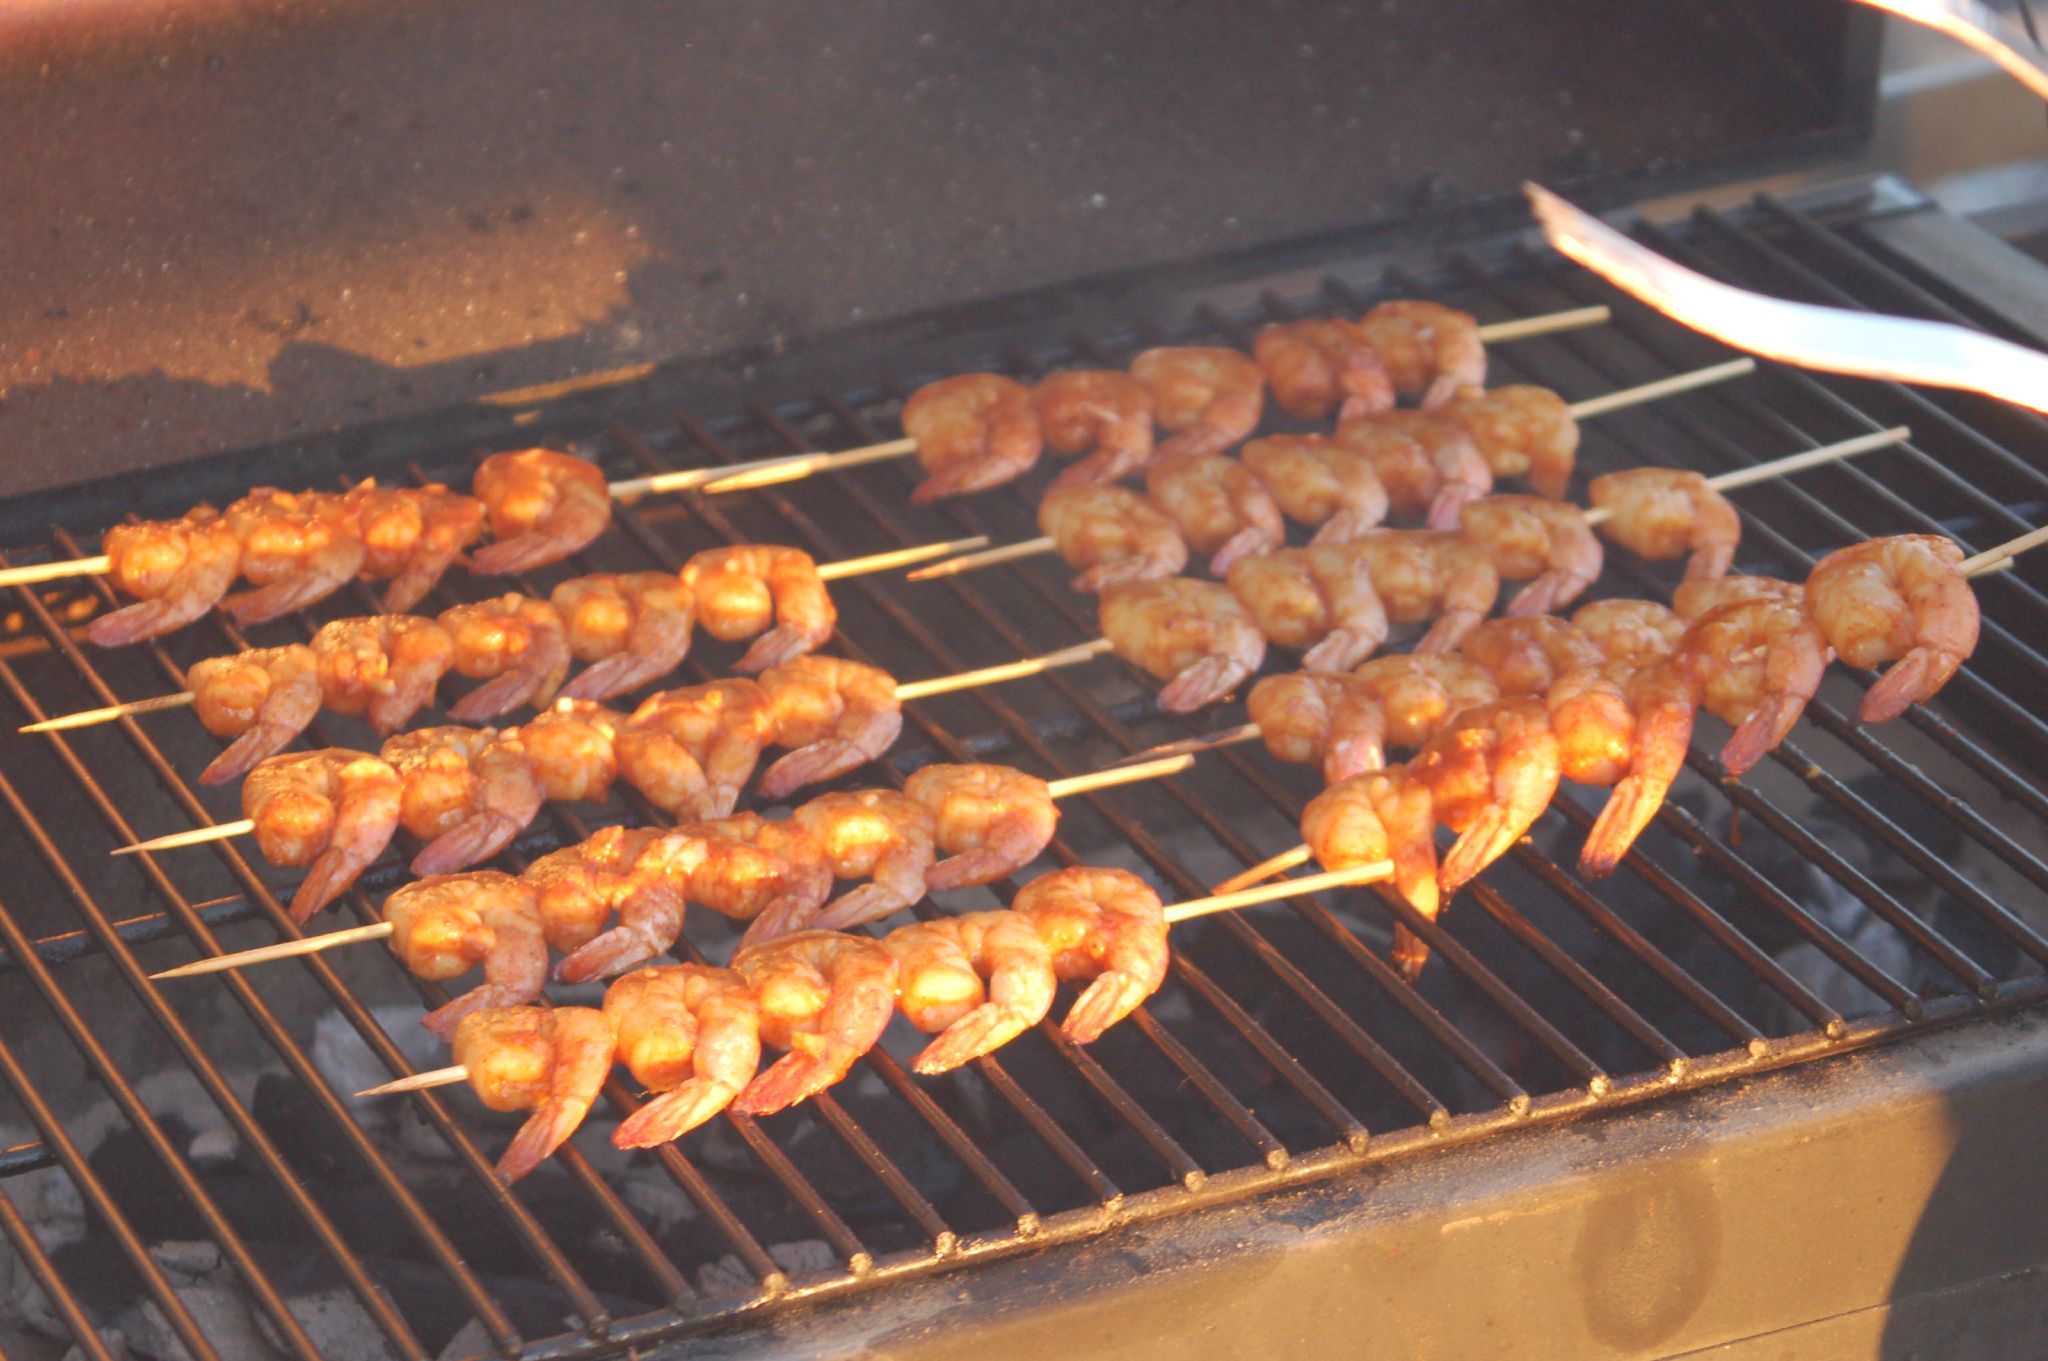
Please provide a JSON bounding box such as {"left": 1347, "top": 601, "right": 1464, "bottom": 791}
{"left": 1248, "top": 672, "right": 1388, "bottom": 783}
{"left": 469, "top": 449, "right": 612, "bottom": 574}
{"left": 1571, "top": 599, "right": 1685, "bottom": 670}
{"left": 1145, "top": 451, "right": 1285, "bottom": 575}
{"left": 384, "top": 727, "right": 546, "bottom": 875}
{"left": 1240, "top": 435, "right": 1390, "bottom": 545}
{"left": 452, "top": 1006, "right": 616, "bottom": 1184}
{"left": 1037, "top": 483, "right": 1188, "bottom": 592}
{"left": 617, "top": 680, "right": 777, "bottom": 817}
{"left": 441, "top": 595, "right": 572, "bottom": 721}
{"left": 681, "top": 545, "right": 835, "bottom": 672}
{"left": 1010, "top": 866, "right": 1168, "bottom": 1043}
{"left": 732, "top": 932, "right": 899, "bottom": 1114}
{"left": 901, "top": 374, "right": 1045, "bottom": 502}
{"left": 521, "top": 826, "right": 667, "bottom": 960}
{"left": 1334, "top": 413, "right": 1491, "bottom": 529}
{"left": 509, "top": 699, "right": 622, "bottom": 804}
{"left": 1436, "top": 385, "right": 1578, "bottom": 499}
{"left": 189, "top": 644, "right": 323, "bottom": 785}
{"left": 1225, "top": 544, "right": 1390, "bottom": 672}
{"left": 1679, "top": 597, "right": 1831, "bottom": 775}
{"left": 1458, "top": 616, "right": 1605, "bottom": 698}
{"left": 555, "top": 830, "right": 776, "bottom": 982}
{"left": 1673, "top": 574, "right": 1804, "bottom": 621}
{"left": 1410, "top": 697, "right": 1562, "bottom": 904}
{"left": 756, "top": 657, "right": 903, "bottom": 799}
{"left": 386, "top": 871, "right": 550, "bottom": 1036}
{"left": 1303, "top": 770, "right": 1438, "bottom": 977}
{"left": 553, "top": 572, "right": 695, "bottom": 701}
{"left": 350, "top": 483, "right": 485, "bottom": 611}
{"left": 1130, "top": 347, "right": 1265, "bottom": 462}
{"left": 887, "top": 911, "right": 1058, "bottom": 1073}
{"left": 1458, "top": 494, "right": 1603, "bottom": 616}
{"left": 789, "top": 789, "right": 937, "bottom": 932}
{"left": 608, "top": 965, "right": 764, "bottom": 1147}
{"left": 311, "top": 616, "right": 457, "bottom": 735}
{"left": 1252, "top": 319, "right": 1395, "bottom": 422}
{"left": 90, "top": 510, "right": 243, "bottom": 646}
{"left": 1354, "top": 301, "right": 1486, "bottom": 410}
{"left": 1576, "top": 660, "right": 1700, "bottom": 877}
{"left": 1342, "top": 530, "right": 1501, "bottom": 652}
{"left": 220, "top": 488, "right": 366, "bottom": 626}
{"left": 1587, "top": 468, "right": 1741, "bottom": 581}
{"left": 242, "top": 749, "right": 403, "bottom": 921}
{"left": 903, "top": 763, "right": 1058, "bottom": 890}
{"left": 695, "top": 812, "right": 836, "bottom": 945}
{"left": 1806, "top": 534, "right": 1978, "bottom": 723}
{"left": 1099, "top": 578, "right": 1267, "bottom": 713}
{"left": 1035, "top": 370, "right": 1156, "bottom": 487}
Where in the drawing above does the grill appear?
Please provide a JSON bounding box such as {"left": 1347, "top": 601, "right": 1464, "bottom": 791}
{"left": 2, "top": 180, "right": 2047, "bottom": 1359}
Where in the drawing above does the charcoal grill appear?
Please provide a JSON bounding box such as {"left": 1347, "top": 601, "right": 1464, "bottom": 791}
{"left": 4, "top": 7, "right": 2048, "bottom": 1360}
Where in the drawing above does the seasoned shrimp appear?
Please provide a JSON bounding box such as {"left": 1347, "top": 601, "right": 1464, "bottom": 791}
{"left": 1577, "top": 661, "right": 1699, "bottom": 877}
{"left": 1457, "top": 616, "right": 1604, "bottom": 698}
{"left": 1248, "top": 672, "right": 1388, "bottom": 782}
{"left": 1334, "top": 411, "right": 1492, "bottom": 529}
{"left": 1679, "top": 596, "right": 1832, "bottom": 775}
{"left": 385, "top": 871, "right": 550, "bottom": 1036}
{"left": 349, "top": 482, "right": 485, "bottom": 611}
{"left": 452, "top": 1006, "right": 616, "bottom": 1184}
{"left": 732, "top": 931, "right": 899, "bottom": 1114}
{"left": 1252, "top": 318, "right": 1396, "bottom": 422}
{"left": 522, "top": 826, "right": 667, "bottom": 959}
{"left": 384, "top": 727, "right": 546, "bottom": 875}
{"left": 1436, "top": 385, "right": 1578, "bottom": 499}
{"left": 1411, "top": 696, "right": 1562, "bottom": 907}
{"left": 441, "top": 595, "right": 572, "bottom": 720}
{"left": 553, "top": 572, "right": 695, "bottom": 700}
{"left": 311, "top": 615, "right": 457, "bottom": 734}
{"left": 1240, "top": 435, "right": 1391, "bottom": 545}
{"left": 1130, "top": 347, "right": 1265, "bottom": 461}
{"left": 469, "top": 448, "right": 612, "bottom": 574}
{"left": 1458, "top": 495, "right": 1604, "bottom": 616}
{"left": 789, "top": 789, "right": 937, "bottom": 932}
{"left": 1099, "top": 578, "right": 1267, "bottom": 713}
{"left": 1036, "top": 483, "right": 1188, "bottom": 592}
{"left": 189, "top": 644, "right": 322, "bottom": 785}
{"left": 617, "top": 680, "right": 778, "bottom": 817}
{"left": 1145, "top": 450, "right": 1285, "bottom": 575}
{"left": 887, "top": 911, "right": 1058, "bottom": 1073}
{"left": 1673, "top": 574, "right": 1803, "bottom": 621}
{"left": 1587, "top": 468, "right": 1741, "bottom": 581}
{"left": 903, "top": 763, "right": 1058, "bottom": 890}
{"left": 1010, "top": 866, "right": 1169, "bottom": 1042}
{"left": 509, "top": 699, "right": 621, "bottom": 804}
{"left": 1341, "top": 530, "right": 1500, "bottom": 652}
{"left": 1225, "top": 544, "right": 1390, "bottom": 672}
{"left": 608, "top": 965, "right": 764, "bottom": 1147}
{"left": 1302, "top": 770, "right": 1439, "bottom": 978}
{"left": 242, "top": 749, "right": 402, "bottom": 921}
{"left": 755, "top": 657, "right": 903, "bottom": 799}
{"left": 1354, "top": 301, "right": 1486, "bottom": 410}
{"left": 556, "top": 829, "right": 787, "bottom": 982}
{"left": 1572, "top": 599, "right": 1684, "bottom": 669}
{"left": 219, "top": 488, "right": 366, "bottom": 626}
{"left": 1806, "top": 534, "right": 1979, "bottom": 723}
{"left": 89, "top": 510, "right": 243, "bottom": 646}
{"left": 1035, "top": 370, "right": 1156, "bottom": 487}
{"left": 900, "top": 373, "right": 1045, "bottom": 502}
{"left": 681, "top": 545, "right": 836, "bottom": 672}
{"left": 693, "top": 812, "right": 835, "bottom": 945}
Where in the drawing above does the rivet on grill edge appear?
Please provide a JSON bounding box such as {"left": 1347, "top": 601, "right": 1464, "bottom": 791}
{"left": 1665, "top": 1057, "right": 1689, "bottom": 1081}
{"left": 1181, "top": 1169, "right": 1207, "bottom": 1192}
{"left": 1427, "top": 1109, "right": 1452, "bottom": 1132}
{"left": 1015, "top": 1212, "right": 1042, "bottom": 1237}
{"left": 1976, "top": 979, "right": 2000, "bottom": 1003}
{"left": 1587, "top": 1074, "right": 1611, "bottom": 1098}
{"left": 1824, "top": 1018, "right": 1848, "bottom": 1040}
{"left": 1506, "top": 1094, "right": 1532, "bottom": 1117}
{"left": 1345, "top": 1130, "right": 1370, "bottom": 1155}
{"left": 932, "top": 1231, "right": 959, "bottom": 1256}
{"left": 1902, "top": 998, "right": 1925, "bottom": 1022}
{"left": 847, "top": 1252, "right": 875, "bottom": 1277}
{"left": 760, "top": 1272, "right": 791, "bottom": 1298}
{"left": 1747, "top": 1037, "right": 1771, "bottom": 1058}
{"left": 1264, "top": 1148, "right": 1290, "bottom": 1171}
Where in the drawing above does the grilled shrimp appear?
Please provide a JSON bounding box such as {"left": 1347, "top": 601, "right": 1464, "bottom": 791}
{"left": 732, "top": 931, "right": 899, "bottom": 1114}
{"left": 553, "top": 572, "right": 695, "bottom": 700}
{"left": 1145, "top": 450, "right": 1286, "bottom": 575}
{"left": 311, "top": 616, "right": 457, "bottom": 735}
{"left": 1342, "top": 530, "right": 1500, "bottom": 652}
{"left": 1459, "top": 494, "right": 1603, "bottom": 616}
{"left": 901, "top": 374, "right": 1045, "bottom": 502}
{"left": 385, "top": 871, "right": 550, "bottom": 1036}
{"left": 1035, "top": 370, "right": 1156, "bottom": 487}
{"left": 1571, "top": 598, "right": 1685, "bottom": 669}
{"left": 681, "top": 545, "right": 836, "bottom": 672}
{"left": 1673, "top": 574, "right": 1804, "bottom": 621}
{"left": 789, "top": 789, "right": 938, "bottom": 932}
{"left": 555, "top": 830, "right": 783, "bottom": 982}
{"left": 243, "top": 749, "right": 403, "bottom": 921}
{"left": 220, "top": 488, "right": 367, "bottom": 626}
{"left": 522, "top": 826, "right": 668, "bottom": 960}
{"left": 1099, "top": 578, "right": 1267, "bottom": 713}
{"left": 1252, "top": 318, "right": 1396, "bottom": 422}
{"left": 1010, "top": 866, "right": 1169, "bottom": 1043}
{"left": 384, "top": 726, "right": 546, "bottom": 875}
{"left": 1806, "top": 534, "right": 1979, "bottom": 724}
{"left": 1334, "top": 411, "right": 1492, "bottom": 529}
{"left": 1586, "top": 468, "right": 1741, "bottom": 581}
{"left": 453, "top": 1006, "right": 616, "bottom": 1184}
{"left": 1036, "top": 483, "right": 1189, "bottom": 592}
{"left": 89, "top": 510, "right": 243, "bottom": 646}
{"left": 1679, "top": 596, "right": 1832, "bottom": 776}
{"left": 1239, "top": 435, "right": 1391, "bottom": 545}
{"left": 691, "top": 811, "right": 836, "bottom": 945}
{"left": 189, "top": 644, "right": 323, "bottom": 785}
{"left": 1130, "top": 347, "right": 1265, "bottom": 461}
{"left": 1354, "top": 301, "right": 1486, "bottom": 410}
{"left": 1225, "top": 544, "right": 1390, "bottom": 672}
{"left": 755, "top": 657, "right": 902, "bottom": 799}
{"left": 509, "top": 699, "right": 621, "bottom": 804}
{"left": 903, "top": 763, "right": 1059, "bottom": 890}
{"left": 887, "top": 912, "right": 1058, "bottom": 1073}
{"left": 1576, "top": 661, "right": 1700, "bottom": 877}
{"left": 1435, "top": 385, "right": 1578, "bottom": 499}
{"left": 441, "top": 595, "right": 572, "bottom": 721}
{"left": 608, "top": 965, "right": 764, "bottom": 1147}
{"left": 616, "top": 680, "right": 777, "bottom": 817}
{"left": 469, "top": 449, "right": 612, "bottom": 574}
{"left": 1301, "top": 769, "right": 1438, "bottom": 978}
{"left": 349, "top": 482, "right": 486, "bottom": 611}
{"left": 1457, "top": 616, "right": 1605, "bottom": 698}
{"left": 1247, "top": 671, "right": 1388, "bottom": 783}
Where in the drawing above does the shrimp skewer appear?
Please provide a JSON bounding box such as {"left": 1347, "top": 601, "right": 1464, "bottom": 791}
{"left": 1035, "top": 371, "right": 1156, "bottom": 488}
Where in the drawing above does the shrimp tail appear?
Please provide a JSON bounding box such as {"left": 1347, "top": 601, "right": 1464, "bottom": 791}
{"left": 1309, "top": 507, "right": 1381, "bottom": 546}
{"left": 1719, "top": 693, "right": 1809, "bottom": 776}
{"left": 1072, "top": 558, "right": 1167, "bottom": 593}
{"left": 1391, "top": 925, "right": 1432, "bottom": 983}
{"left": 1438, "top": 807, "right": 1527, "bottom": 900}
{"left": 495, "top": 1098, "right": 594, "bottom": 1184}
{"left": 1507, "top": 573, "right": 1574, "bottom": 618}
{"left": 756, "top": 740, "right": 867, "bottom": 801}
{"left": 733, "top": 1037, "right": 855, "bottom": 1115}
{"left": 924, "top": 846, "right": 1027, "bottom": 893}
{"left": 1323, "top": 734, "right": 1386, "bottom": 784}
{"left": 1049, "top": 443, "right": 1147, "bottom": 490}
{"left": 469, "top": 533, "right": 581, "bottom": 576}
{"left": 1417, "top": 610, "right": 1483, "bottom": 654}
{"left": 1060, "top": 971, "right": 1151, "bottom": 1044}
{"left": 558, "top": 652, "right": 664, "bottom": 702}
{"left": 379, "top": 558, "right": 456, "bottom": 614}
{"left": 448, "top": 671, "right": 547, "bottom": 722}
{"left": 1158, "top": 654, "right": 1254, "bottom": 714}
{"left": 223, "top": 578, "right": 341, "bottom": 628}
{"left": 911, "top": 458, "right": 1035, "bottom": 504}
{"left": 410, "top": 812, "right": 526, "bottom": 877}
{"left": 913, "top": 1003, "right": 1037, "bottom": 1074}
{"left": 1579, "top": 702, "right": 1693, "bottom": 878}
{"left": 1425, "top": 484, "right": 1482, "bottom": 531}
{"left": 554, "top": 926, "right": 667, "bottom": 984}
{"left": 734, "top": 896, "right": 822, "bottom": 951}
{"left": 805, "top": 883, "right": 915, "bottom": 933}
{"left": 1207, "top": 525, "right": 1280, "bottom": 576}
{"left": 1859, "top": 648, "right": 1962, "bottom": 725}
{"left": 1302, "top": 626, "right": 1384, "bottom": 674}
{"left": 613, "top": 1080, "right": 740, "bottom": 1147}
{"left": 288, "top": 850, "right": 369, "bottom": 923}
{"left": 735, "top": 626, "right": 827, "bottom": 674}
{"left": 199, "top": 723, "right": 297, "bottom": 786}
{"left": 420, "top": 987, "right": 497, "bottom": 1041}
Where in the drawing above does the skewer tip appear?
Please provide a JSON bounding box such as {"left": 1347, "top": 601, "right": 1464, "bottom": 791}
{"left": 355, "top": 1065, "right": 470, "bottom": 1099}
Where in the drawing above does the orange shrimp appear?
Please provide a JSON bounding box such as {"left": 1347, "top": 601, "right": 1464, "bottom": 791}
{"left": 386, "top": 871, "right": 551, "bottom": 1037}
{"left": 1806, "top": 534, "right": 1979, "bottom": 723}
{"left": 509, "top": 699, "right": 622, "bottom": 804}
{"left": 1679, "top": 596, "right": 1832, "bottom": 775}
{"left": 89, "top": 510, "right": 243, "bottom": 646}
{"left": 311, "top": 616, "right": 458, "bottom": 735}
{"left": 441, "top": 595, "right": 572, "bottom": 721}
{"left": 349, "top": 482, "right": 486, "bottom": 611}
{"left": 220, "top": 488, "right": 367, "bottom": 626}
{"left": 903, "top": 763, "right": 1059, "bottom": 890}
{"left": 1130, "top": 347, "right": 1265, "bottom": 461}
{"left": 1334, "top": 411, "right": 1492, "bottom": 529}
{"left": 242, "top": 749, "right": 403, "bottom": 921}
{"left": 555, "top": 830, "right": 792, "bottom": 983}
{"left": 1571, "top": 599, "right": 1685, "bottom": 670}
{"left": 384, "top": 727, "right": 546, "bottom": 875}
{"left": 1354, "top": 301, "right": 1486, "bottom": 410}
{"left": 790, "top": 789, "right": 937, "bottom": 932}
{"left": 469, "top": 449, "right": 612, "bottom": 574}
{"left": 732, "top": 932, "right": 899, "bottom": 1114}
{"left": 1301, "top": 770, "right": 1438, "bottom": 978}
{"left": 681, "top": 545, "right": 836, "bottom": 672}
{"left": 452, "top": 1006, "right": 616, "bottom": 1184}
{"left": 553, "top": 572, "right": 696, "bottom": 700}
{"left": 189, "top": 644, "right": 323, "bottom": 785}
{"left": 1239, "top": 435, "right": 1391, "bottom": 545}
{"left": 901, "top": 374, "right": 1045, "bottom": 502}
{"left": 1035, "top": 370, "right": 1156, "bottom": 487}
{"left": 1225, "top": 544, "right": 1390, "bottom": 672}
{"left": 1586, "top": 468, "right": 1742, "bottom": 581}
{"left": 608, "top": 965, "right": 764, "bottom": 1147}
{"left": 755, "top": 657, "right": 903, "bottom": 799}
{"left": 1252, "top": 318, "right": 1396, "bottom": 422}
{"left": 1145, "top": 450, "right": 1285, "bottom": 575}
{"left": 1341, "top": 530, "right": 1501, "bottom": 652}
{"left": 616, "top": 679, "right": 778, "bottom": 817}
{"left": 1099, "top": 578, "right": 1267, "bottom": 713}
{"left": 1247, "top": 671, "right": 1390, "bottom": 783}
{"left": 1036, "top": 482, "right": 1189, "bottom": 592}
{"left": 1457, "top": 616, "right": 1605, "bottom": 698}
{"left": 887, "top": 911, "right": 1058, "bottom": 1073}
{"left": 1576, "top": 661, "right": 1699, "bottom": 878}
{"left": 1434, "top": 385, "right": 1578, "bottom": 499}
{"left": 1458, "top": 494, "right": 1604, "bottom": 616}
{"left": 1010, "top": 866, "right": 1169, "bottom": 1043}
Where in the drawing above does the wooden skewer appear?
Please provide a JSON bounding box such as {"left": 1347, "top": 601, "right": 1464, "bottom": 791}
{"left": 349, "top": 857, "right": 1395, "bottom": 1098}
{"left": 1959, "top": 523, "right": 2048, "bottom": 577}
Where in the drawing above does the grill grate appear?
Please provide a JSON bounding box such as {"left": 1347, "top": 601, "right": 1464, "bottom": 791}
{"left": 2, "top": 187, "right": 2047, "bottom": 1359}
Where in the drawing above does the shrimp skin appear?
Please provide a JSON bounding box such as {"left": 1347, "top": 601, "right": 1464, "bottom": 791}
{"left": 1035, "top": 370, "right": 1156, "bottom": 487}
{"left": 732, "top": 932, "right": 899, "bottom": 1115}
{"left": 1130, "top": 347, "right": 1264, "bottom": 462}
{"left": 789, "top": 789, "right": 937, "bottom": 933}
{"left": 553, "top": 572, "right": 696, "bottom": 701}
{"left": 1571, "top": 599, "right": 1685, "bottom": 670}
{"left": 608, "top": 965, "right": 763, "bottom": 1147}
{"left": 617, "top": 680, "right": 775, "bottom": 817}
{"left": 441, "top": 595, "right": 572, "bottom": 721}
{"left": 190, "top": 644, "right": 323, "bottom": 785}
{"left": 903, "top": 763, "right": 1058, "bottom": 890}
{"left": 1457, "top": 616, "right": 1605, "bottom": 699}
{"left": 887, "top": 911, "right": 1058, "bottom": 1073}
{"left": 1587, "top": 468, "right": 1741, "bottom": 581}
{"left": 1305, "top": 771, "right": 1439, "bottom": 979}
{"left": 1037, "top": 483, "right": 1188, "bottom": 593}
{"left": 1334, "top": 412, "right": 1492, "bottom": 529}
{"left": 1578, "top": 662, "right": 1699, "bottom": 877}
{"left": 1435, "top": 385, "right": 1578, "bottom": 500}
{"left": 902, "top": 374, "right": 1045, "bottom": 502}
{"left": 351, "top": 483, "right": 485, "bottom": 612}
{"left": 1240, "top": 435, "right": 1390, "bottom": 545}
{"left": 1011, "top": 866, "right": 1169, "bottom": 1043}
{"left": 312, "top": 616, "right": 457, "bottom": 735}
{"left": 1458, "top": 494, "right": 1603, "bottom": 617}
{"left": 1225, "top": 545, "right": 1389, "bottom": 673}
{"left": 1680, "top": 597, "right": 1832, "bottom": 776}
{"left": 1806, "top": 534, "right": 1978, "bottom": 723}
{"left": 1099, "top": 578, "right": 1266, "bottom": 714}
{"left": 453, "top": 1006, "right": 616, "bottom": 1184}
{"left": 219, "top": 489, "right": 367, "bottom": 626}
{"left": 242, "top": 750, "right": 403, "bottom": 922}
{"left": 469, "top": 449, "right": 612, "bottom": 574}
{"left": 403, "top": 733, "right": 547, "bottom": 877}
{"left": 1145, "top": 451, "right": 1285, "bottom": 576}
{"left": 89, "top": 511, "right": 243, "bottom": 647}
{"left": 1248, "top": 672, "right": 1390, "bottom": 782}
{"left": 1342, "top": 530, "right": 1500, "bottom": 653}
{"left": 1252, "top": 319, "right": 1396, "bottom": 422}
{"left": 1413, "top": 698, "right": 1562, "bottom": 902}
{"left": 386, "top": 871, "right": 549, "bottom": 1037}
{"left": 682, "top": 545, "right": 836, "bottom": 673}
{"left": 1355, "top": 301, "right": 1486, "bottom": 411}
{"left": 755, "top": 657, "right": 903, "bottom": 800}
